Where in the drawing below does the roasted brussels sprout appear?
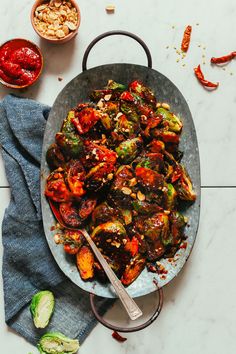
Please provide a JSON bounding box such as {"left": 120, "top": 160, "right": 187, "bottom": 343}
{"left": 156, "top": 107, "right": 183, "bottom": 133}
{"left": 116, "top": 137, "right": 143, "bottom": 163}
{"left": 30, "top": 290, "right": 54, "bottom": 329}
{"left": 45, "top": 168, "right": 71, "bottom": 203}
{"left": 115, "top": 114, "right": 140, "bottom": 137}
{"left": 164, "top": 183, "right": 177, "bottom": 210}
{"left": 65, "top": 160, "right": 86, "bottom": 198}
{"left": 129, "top": 80, "right": 156, "bottom": 106}
{"left": 61, "top": 110, "right": 77, "bottom": 134}
{"left": 135, "top": 166, "right": 164, "bottom": 191}
{"left": 59, "top": 202, "right": 83, "bottom": 228}
{"left": 76, "top": 245, "right": 95, "bottom": 280}
{"left": 71, "top": 107, "right": 101, "bottom": 134}
{"left": 121, "top": 255, "right": 146, "bottom": 286}
{"left": 169, "top": 211, "right": 187, "bottom": 246}
{"left": 46, "top": 143, "right": 65, "bottom": 170}
{"left": 55, "top": 132, "right": 83, "bottom": 159}
{"left": 38, "top": 332, "right": 79, "bottom": 354}
{"left": 81, "top": 141, "right": 117, "bottom": 169}
{"left": 92, "top": 202, "right": 118, "bottom": 225}
{"left": 174, "top": 165, "right": 196, "bottom": 201}
{"left": 106, "top": 80, "right": 126, "bottom": 91}
{"left": 85, "top": 162, "right": 115, "bottom": 191}
{"left": 132, "top": 200, "right": 163, "bottom": 214}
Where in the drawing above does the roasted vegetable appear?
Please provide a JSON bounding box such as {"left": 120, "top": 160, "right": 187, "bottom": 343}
{"left": 46, "top": 143, "right": 65, "bottom": 170}
{"left": 116, "top": 137, "right": 143, "bottom": 163}
{"left": 30, "top": 291, "right": 55, "bottom": 329}
{"left": 156, "top": 107, "right": 183, "bottom": 133}
{"left": 71, "top": 107, "right": 101, "bottom": 134}
{"left": 76, "top": 246, "right": 95, "bottom": 280}
{"left": 45, "top": 79, "right": 196, "bottom": 287}
{"left": 55, "top": 132, "right": 83, "bottom": 159}
{"left": 38, "top": 332, "right": 79, "bottom": 354}
{"left": 45, "top": 168, "right": 71, "bottom": 203}
{"left": 121, "top": 255, "right": 146, "bottom": 286}
{"left": 174, "top": 165, "right": 196, "bottom": 201}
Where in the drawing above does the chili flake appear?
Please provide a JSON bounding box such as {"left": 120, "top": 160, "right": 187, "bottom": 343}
{"left": 181, "top": 25, "right": 192, "bottom": 52}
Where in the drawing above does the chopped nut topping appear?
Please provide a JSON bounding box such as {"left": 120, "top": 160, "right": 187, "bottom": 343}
{"left": 156, "top": 102, "right": 161, "bottom": 108}
{"left": 107, "top": 173, "right": 114, "bottom": 180}
{"left": 129, "top": 178, "right": 137, "bottom": 187}
{"left": 121, "top": 187, "right": 132, "bottom": 195}
{"left": 130, "top": 193, "right": 137, "bottom": 199}
{"left": 137, "top": 190, "right": 145, "bottom": 201}
{"left": 34, "top": 0, "right": 78, "bottom": 40}
{"left": 161, "top": 103, "right": 170, "bottom": 110}
{"left": 104, "top": 94, "right": 112, "bottom": 101}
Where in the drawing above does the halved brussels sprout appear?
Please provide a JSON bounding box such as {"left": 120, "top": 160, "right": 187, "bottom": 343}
{"left": 156, "top": 107, "right": 183, "bottom": 133}
{"left": 106, "top": 80, "right": 126, "bottom": 91}
{"left": 45, "top": 168, "right": 71, "bottom": 203}
{"left": 38, "top": 332, "right": 79, "bottom": 354}
{"left": 30, "top": 291, "right": 55, "bottom": 329}
{"left": 76, "top": 245, "right": 95, "bottom": 280}
{"left": 85, "top": 163, "right": 114, "bottom": 191}
{"left": 174, "top": 165, "right": 196, "bottom": 201}
{"left": 164, "top": 183, "right": 177, "bottom": 210}
{"left": 135, "top": 166, "right": 164, "bottom": 191}
{"left": 128, "top": 80, "right": 156, "bottom": 106}
{"left": 116, "top": 137, "right": 143, "bottom": 163}
{"left": 115, "top": 114, "right": 140, "bottom": 137}
{"left": 46, "top": 143, "right": 65, "bottom": 170}
{"left": 132, "top": 200, "right": 162, "bottom": 215}
{"left": 121, "top": 255, "right": 146, "bottom": 286}
{"left": 169, "top": 211, "right": 187, "bottom": 246}
{"left": 55, "top": 132, "right": 83, "bottom": 159}
{"left": 92, "top": 202, "right": 118, "bottom": 225}
{"left": 61, "top": 110, "right": 77, "bottom": 134}
{"left": 71, "top": 107, "right": 101, "bottom": 134}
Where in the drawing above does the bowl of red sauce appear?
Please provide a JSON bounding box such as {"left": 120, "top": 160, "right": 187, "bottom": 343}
{"left": 0, "top": 38, "right": 43, "bottom": 89}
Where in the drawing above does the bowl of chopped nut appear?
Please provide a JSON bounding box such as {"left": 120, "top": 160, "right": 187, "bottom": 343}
{"left": 31, "top": 0, "right": 81, "bottom": 43}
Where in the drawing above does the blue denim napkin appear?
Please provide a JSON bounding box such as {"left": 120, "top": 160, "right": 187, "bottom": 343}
{"left": 0, "top": 95, "right": 111, "bottom": 346}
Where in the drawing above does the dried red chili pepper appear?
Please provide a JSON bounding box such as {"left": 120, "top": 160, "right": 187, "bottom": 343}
{"left": 181, "top": 25, "right": 192, "bottom": 52}
{"left": 194, "top": 65, "right": 219, "bottom": 89}
{"left": 112, "top": 331, "right": 127, "bottom": 343}
{"left": 211, "top": 51, "right": 236, "bottom": 64}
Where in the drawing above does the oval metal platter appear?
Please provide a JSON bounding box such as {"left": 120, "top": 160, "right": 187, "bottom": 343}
{"left": 41, "top": 63, "right": 201, "bottom": 299}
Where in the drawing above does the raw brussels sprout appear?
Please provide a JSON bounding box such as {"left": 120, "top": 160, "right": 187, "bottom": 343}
{"left": 30, "top": 290, "right": 55, "bottom": 329}
{"left": 38, "top": 332, "right": 79, "bottom": 354}
{"left": 156, "top": 107, "right": 183, "bottom": 133}
{"left": 55, "top": 132, "right": 83, "bottom": 159}
{"left": 116, "top": 137, "right": 143, "bottom": 163}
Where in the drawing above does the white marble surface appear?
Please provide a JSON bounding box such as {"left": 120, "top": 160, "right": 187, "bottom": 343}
{"left": 1, "top": 0, "right": 236, "bottom": 353}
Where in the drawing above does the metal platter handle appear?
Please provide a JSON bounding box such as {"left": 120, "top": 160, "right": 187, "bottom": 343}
{"left": 89, "top": 284, "right": 163, "bottom": 333}
{"left": 82, "top": 30, "right": 152, "bottom": 71}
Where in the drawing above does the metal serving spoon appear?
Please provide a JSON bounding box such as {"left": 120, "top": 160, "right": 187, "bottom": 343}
{"left": 49, "top": 200, "right": 143, "bottom": 321}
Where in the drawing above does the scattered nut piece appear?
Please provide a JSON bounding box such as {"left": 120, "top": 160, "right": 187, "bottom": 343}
{"left": 129, "top": 178, "right": 137, "bottom": 187}
{"left": 107, "top": 173, "right": 114, "bottom": 180}
{"left": 161, "top": 103, "right": 170, "bottom": 110}
{"left": 130, "top": 193, "right": 137, "bottom": 199}
{"left": 137, "top": 191, "right": 145, "bottom": 201}
{"left": 106, "top": 5, "right": 115, "bottom": 13}
{"left": 121, "top": 187, "right": 132, "bottom": 195}
{"left": 104, "top": 94, "right": 112, "bottom": 101}
{"left": 58, "top": 77, "right": 63, "bottom": 81}
{"left": 156, "top": 102, "right": 161, "bottom": 108}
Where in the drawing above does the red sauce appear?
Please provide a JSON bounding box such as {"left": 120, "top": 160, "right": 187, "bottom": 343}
{"left": 0, "top": 39, "right": 42, "bottom": 87}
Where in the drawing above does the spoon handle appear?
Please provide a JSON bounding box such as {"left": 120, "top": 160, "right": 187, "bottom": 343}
{"left": 81, "top": 229, "right": 143, "bottom": 321}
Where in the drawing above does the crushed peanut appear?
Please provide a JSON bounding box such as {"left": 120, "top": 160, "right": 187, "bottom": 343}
{"left": 106, "top": 5, "right": 115, "bottom": 13}
{"left": 121, "top": 187, "right": 132, "bottom": 195}
{"left": 34, "top": 0, "right": 79, "bottom": 40}
{"left": 161, "top": 103, "right": 170, "bottom": 110}
{"left": 137, "top": 190, "right": 145, "bottom": 201}
{"left": 129, "top": 178, "right": 137, "bottom": 187}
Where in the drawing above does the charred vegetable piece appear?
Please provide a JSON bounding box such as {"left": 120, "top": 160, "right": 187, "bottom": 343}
{"left": 30, "top": 291, "right": 55, "bottom": 329}
{"left": 65, "top": 160, "right": 86, "bottom": 198}
{"left": 76, "top": 246, "right": 95, "bottom": 280}
{"left": 132, "top": 200, "right": 163, "bottom": 214}
{"left": 81, "top": 141, "right": 117, "bottom": 168}
{"left": 91, "top": 220, "right": 126, "bottom": 241}
{"left": 72, "top": 107, "right": 101, "bottom": 134}
{"left": 108, "top": 165, "right": 134, "bottom": 208}
{"left": 55, "top": 132, "right": 83, "bottom": 159}
{"left": 46, "top": 143, "right": 65, "bottom": 170}
{"left": 135, "top": 166, "right": 164, "bottom": 191}
{"left": 45, "top": 168, "right": 71, "bottom": 203}
{"left": 61, "top": 110, "right": 77, "bottom": 134}
{"left": 115, "top": 114, "right": 140, "bottom": 137}
{"left": 174, "top": 165, "right": 196, "bottom": 201}
{"left": 124, "top": 236, "right": 139, "bottom": 257}
{"left": 90, "top": 89, "right": 113, "bottom": 102}
{"left": 153, "top": 130, "right": 180, "bottom": 144}
{"left": 106, "top": 80, "right": 126, "bottom": 91}
{"left": 120, "top": 209, "right": 132, "bottom": 225}
{"left": 129, "top": 80, "right": 156, "bottom": 106}
{"left": 169, "top": 211, "right": 186, "bottom": 246}
{"left": 135, "top": 152, "right": 164, "bottom": 173}
{"left": 100, "top": 112, "right": 112, "bottom": 130}
{"left": 79, "top": 196, "right": 97, "bottom": 219}
{"left": 143, "top": 115, "right": 163, "bottom": 137}
{"left": 116, "top": 137, "right": 143, "bottom": 163}
{"left": 64, "top": 244, "right": 80, "bottom": 255}
{"left": 64, "top": 229, "right": 84, "bottom": 248}
{"left": 156, "top": 107, "right": 183, "bottom": 133}
{"left": 85, "top": 163, "right": 115, "bottom": 191}
{"left": 59, "top": 202, "right": 83, "bottom": 228}
{"left": 121, "top": 255, "right": 146, "bottom": 286}
{"left": 120, "top": 101, "right": 140, "bottom": 122}
{"left": 38, "top": 332, "right": 79, "bottom": 354}
{"left": 92, "top": 202, "right": 118, "bottom": 225}
{"left": 147, "top": 139, "right": 165, "bottom": 153}
{"left": 164, "top": 183, "right": 177, "bottom": 210}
